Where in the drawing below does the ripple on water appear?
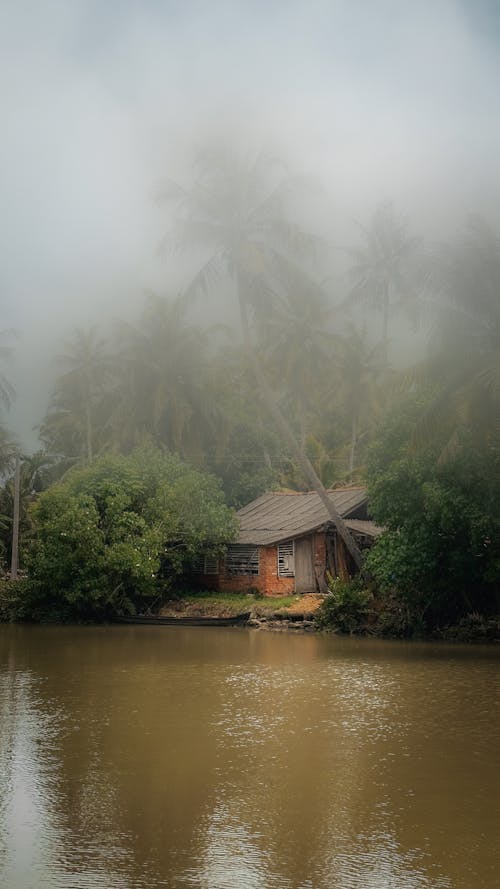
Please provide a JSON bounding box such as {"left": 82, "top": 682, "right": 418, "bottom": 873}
{"left": 1, "top": 628, "right": 499, "bottom": 889}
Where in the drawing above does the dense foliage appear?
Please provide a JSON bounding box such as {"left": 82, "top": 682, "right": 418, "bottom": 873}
{"left": 366, "top": 398, "right": 500, "bottom": 627}
{"left": 22, "top": 447, "right": 237, "bottom": 620}
{"left": 315, "top": 576, "right": 374, "bottom": 634}
{"left": 0, "top": 155, "right": 499, "bottom": 632}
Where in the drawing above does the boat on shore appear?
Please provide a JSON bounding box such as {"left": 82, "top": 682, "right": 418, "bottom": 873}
{"left": 117, "top": 612, "right": 251, "bottom": 627}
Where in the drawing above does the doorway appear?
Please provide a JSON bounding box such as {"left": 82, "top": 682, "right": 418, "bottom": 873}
{"left": 294, "top": 536, "right": 315, "bottom": 593}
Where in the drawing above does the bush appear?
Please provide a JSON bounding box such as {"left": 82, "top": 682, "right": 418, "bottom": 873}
{"left": 24, "top": 446, "right": 237, "bottom": 621}
{"left": 316, "top": 576, "right": 373, "bottom": 634}
{"left": 371, "top": 591, "right": 424, "bottom": 638}
{"left": 0, "top": 579, "right": 33, "bottom": 622}
{"left": 365, "top": 397, "right": 500, "bottom": 626}
{"left": 439, "top": 612, "right": 500, "bottom": 642}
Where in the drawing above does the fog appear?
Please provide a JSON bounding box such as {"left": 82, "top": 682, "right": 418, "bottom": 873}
{"left": 1, "top": 0, "right": 499, "bottom": 448}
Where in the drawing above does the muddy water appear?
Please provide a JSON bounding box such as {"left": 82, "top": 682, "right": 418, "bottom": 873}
{"left": 0, "top": 625, "right": 499, "bottom": 888}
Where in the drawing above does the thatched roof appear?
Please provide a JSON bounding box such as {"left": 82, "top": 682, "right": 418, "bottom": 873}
{"left": 236, "top": 487, "right": 382, "bottom": 546}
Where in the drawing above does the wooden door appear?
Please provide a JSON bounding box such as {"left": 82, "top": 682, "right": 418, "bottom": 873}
{"left": 294, "top": 536, "right": 315, "bottom": 593}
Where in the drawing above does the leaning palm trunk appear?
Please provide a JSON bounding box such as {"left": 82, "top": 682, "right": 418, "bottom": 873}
{"left": 349, "top": 413, "right": 357, "bottom": 482}
{"left": 236, "top": 276, "right": 363, "bottom": 570}
{"left": 160, "top": 152, "right": 364, "bottom": 571}
{"left": 85, "top": 399, "right": 93, "bottom": 464}
{"left": 381, "top": 283, "right": 390, "bottom": 362}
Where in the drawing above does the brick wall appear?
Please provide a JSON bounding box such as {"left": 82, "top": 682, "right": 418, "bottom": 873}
{"left": 195, "top": 532, "right": 327, "bottom": 597}
{"left": 210, "top": 544, "right": 294, "bottom": 596}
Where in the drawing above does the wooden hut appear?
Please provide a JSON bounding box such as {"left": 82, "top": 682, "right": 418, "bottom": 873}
{"left": 195, "top": 486, "right": 382, "bottom": 596}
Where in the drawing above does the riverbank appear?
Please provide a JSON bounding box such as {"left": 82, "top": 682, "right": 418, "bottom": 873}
{"left": 2, "top": 580, "right": 500, "bottom": 641}
{"left": 158, "top": 593, "right": 500, "bottom": 641}
{"left": 159, "top": 591, "right": 324, "bottom": 631}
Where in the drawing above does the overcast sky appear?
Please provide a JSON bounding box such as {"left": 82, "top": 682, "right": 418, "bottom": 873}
{"left": 1, "top": 0, "right": 500, "bottom": 447}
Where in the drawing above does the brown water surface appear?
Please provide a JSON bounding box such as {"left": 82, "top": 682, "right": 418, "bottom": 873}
{"left": 0, "top": 625, "right": 499, "bottom": 888}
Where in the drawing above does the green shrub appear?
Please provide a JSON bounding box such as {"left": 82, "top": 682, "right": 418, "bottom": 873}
{"left": 439, "top": 612, "right": 500, "bottom": 642}
{"left": 24, "top": 446, "right": 237, "bottom": 621}
{"left": 0, "top": 579, "right": 33, "bottom": 622}
{"left": 366, "top": 396, "right": 500, "bottom": 625}
{"left": 316, "top": 576, "right": 373, "bottom": 634}
{"left": 372, "top": 592, "right": 423, "bottom": 638}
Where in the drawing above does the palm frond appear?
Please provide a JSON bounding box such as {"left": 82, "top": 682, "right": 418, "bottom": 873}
{"left": 183, "top": 250, "right": 225, "bottom": 301}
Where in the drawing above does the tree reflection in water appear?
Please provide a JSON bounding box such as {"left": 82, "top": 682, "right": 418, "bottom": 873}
{"left": 0, "top": 626, "right": 499, "bottom": 888}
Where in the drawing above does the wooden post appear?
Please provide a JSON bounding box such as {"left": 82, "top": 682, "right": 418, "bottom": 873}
{"left": 325, "top": 533, "right": 336, "bottom": 578}
{"left": 10, "top": 454, "right": 21, "bottom": 580}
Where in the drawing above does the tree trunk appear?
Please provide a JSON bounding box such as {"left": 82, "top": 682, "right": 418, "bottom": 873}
{"left": 381, "top": 283, "right": 390, "bottom": 361}
{"left": 85, "top": 398, "right": 93, "bottom": 464}
{"left": 299, "top": 397, "right": 307, "bottom": 455}
{"left": 256, "top": 406, "right": 272, "bottom": 468}
{"left": 83, "top": 373, "right": 93, "bottom": 464}
{"left": 349, "top": 412, "right": 357, "bottom": 481}
{"left": 10, "top": 454, "right": 21, "bottom": 580}
{"left": 236, "top": 276, "right": 363, "bottom": 570}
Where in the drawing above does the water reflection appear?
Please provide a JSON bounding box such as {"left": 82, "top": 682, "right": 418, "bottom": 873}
{"left": 0, "top": 626, "right": 499, "bottom": 888}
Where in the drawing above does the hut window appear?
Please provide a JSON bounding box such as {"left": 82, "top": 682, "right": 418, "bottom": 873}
{"left": 278, "top": 541, "right": 295, "bottom": 577}
{"left": 226, "top": 544, "right": 259, "bottom": 575}
{"left": 192, "top": 554, "right": 219, "bottom": 574}
{"left": 204, "top": 554, "right": 219, "bottom": 575}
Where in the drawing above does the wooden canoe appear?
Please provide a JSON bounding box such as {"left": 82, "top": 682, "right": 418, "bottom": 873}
{"left": 117, "top": 612, "right": 251, "bottom": 627}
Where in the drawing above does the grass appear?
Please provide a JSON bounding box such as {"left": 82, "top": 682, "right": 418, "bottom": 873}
{"left": 161, "top": 591, "right": 299, "bottom": 617}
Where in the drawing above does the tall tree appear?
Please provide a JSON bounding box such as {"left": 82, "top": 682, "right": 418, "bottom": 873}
{"left": 41, "top": 327, "right": 113, "bottom": 464}
{"left": 0, "top": 424, "right": 18, "bottom": 478}
{"left": 0, "top": 328, "right": 16, "bottom": 412}
{"left": 260, "top": 285, "right": 336, "bottom": 455}
{"left": 413, "top": 216, "right": 500, "bottom": 454}
{"left": 0, "top": 328, "right": 17, "bottom": 481}
{"left": 160, "top": 150, "right": 363, "bottom": 567}
{"left": 207, "top": 345, "right": 280, "bottom": 506}
{"left": 111, "top": 293, "right": 224, "bottom": 461}
{"left": 332, "top": 326, "right": 388, "bottom": 480}
{"left": 0, "top": 450, "right": 56, "bottom": 568}
{"left": 348, "top": 202, "right": 422, "bottom": 360}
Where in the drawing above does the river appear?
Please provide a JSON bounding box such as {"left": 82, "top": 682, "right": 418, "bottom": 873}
{"left": 0, "top": 625, "right": 499, "bottom": 888}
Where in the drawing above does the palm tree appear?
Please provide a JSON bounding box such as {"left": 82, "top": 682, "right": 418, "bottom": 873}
{"left": 160, "top": 150, "right": 363, "bottom": 567}
{"left": 331, "top": 326, "right": 388, "bottom": 480}
{"left": 0, "top": 329, "right": 18, "bottom": 491}
{"left": 43, "top": 327, "right": 112, "bottom": 464}
{"left": 259, "top": 284, "right": 336, "bottom": 455}
{"left": 0, "top": 425, "right": 18, "bottom": 478}
{"left": 206, "top": 345, "right": 281, "bottom": 506}
{"left": 0, "top": 328, "right": 16, "bottom": 411}
{"left": 110, "top": 293, "right": 223, "bottom": 461}
{"left": 413, "top": 216, "right": 500, "bottom": 453}
{"left": 0, "top": 451, "right": 57, "bottom": 568}
{"left": 348, "top": 202, "right": 422, "bottom": 360}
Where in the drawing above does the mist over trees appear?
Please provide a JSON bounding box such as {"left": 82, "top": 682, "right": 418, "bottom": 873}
{"left": 21, "top": 156, "right": 498, "bottom": 493}
{"left": 0, "top": 147, "right": 499, "bottom": 627}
